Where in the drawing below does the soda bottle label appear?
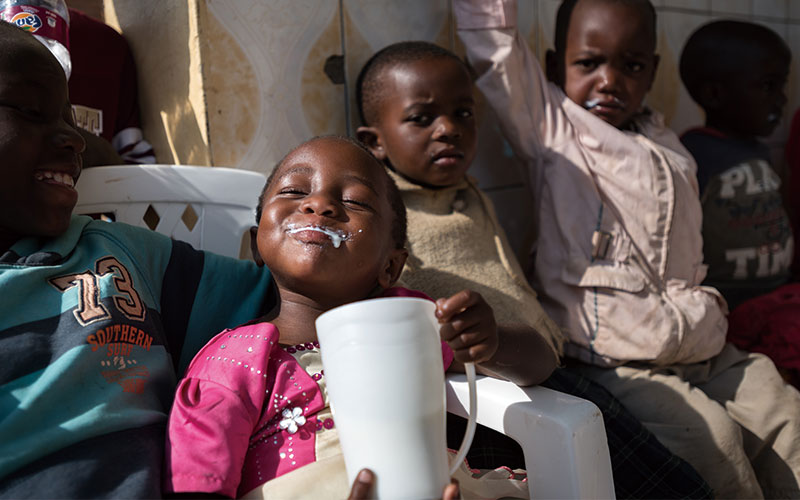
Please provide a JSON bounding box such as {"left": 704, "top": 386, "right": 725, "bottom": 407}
{"left": 1, "top": 5, "right": 69, "bottom": 50}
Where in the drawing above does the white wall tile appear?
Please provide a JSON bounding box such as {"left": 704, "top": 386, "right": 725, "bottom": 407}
{"left": 710, "top": 0, "right": 750, "bottom": 16}
{"left": 791, "top": 1, "right": 800, "bottom": 21}
{"left": 517, "top": 0, "right": 538, "bottom": 44}
{"left": 537, "top": 0, "right": 559, "bottom": 55}
{"left": 650, "top": 11, "right": 709, "bottom": 133}
{"left": 342, "top": 0, "right": 450, "bottom": 132}
{"left": 663, "top": 0, "right": 709, "bottom": 11}
{"left": 751, "top": 0, "right": 787, "bottom": 19}
{"left": 206, "top": 0, "right": 344, "bottom": 174}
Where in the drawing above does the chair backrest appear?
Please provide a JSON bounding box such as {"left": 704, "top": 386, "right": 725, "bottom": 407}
{"left": 74, "top": 165, "right": 266, "bottom": 259}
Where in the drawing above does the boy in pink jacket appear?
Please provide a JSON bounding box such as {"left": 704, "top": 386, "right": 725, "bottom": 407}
{"left": 455, "top": 0, "right": 800, "bottom": 497}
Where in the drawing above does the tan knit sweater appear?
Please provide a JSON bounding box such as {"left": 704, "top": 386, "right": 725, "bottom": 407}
{"left": 390, "top": 170, "right": 563, "bottom": 356}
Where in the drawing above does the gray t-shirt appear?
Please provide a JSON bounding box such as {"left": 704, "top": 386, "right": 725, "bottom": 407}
{"left": 682, "top": 128, "right": 793, "bottom": 308}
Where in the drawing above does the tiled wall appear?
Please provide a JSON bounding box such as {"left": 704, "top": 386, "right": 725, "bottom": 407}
{"left": 119, "top": 0, "right": 800, "bottom": 261}
{"left": 104, "top": 0, "right": 212, "bottom": 166}
{"left": 197, "top": 0, "right": 797, "bottom": 259}
{"left": 202, "top": 1, "right": 346, "bottom": 172}
{"left": 649, "top": 0, "right": 799, "bottom": 164}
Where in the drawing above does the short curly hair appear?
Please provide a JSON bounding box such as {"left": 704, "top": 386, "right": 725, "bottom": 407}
{"left": 355, "top": 41, "right": 470, "bottom": 126}
{"left": 554, "top": 0, "right": 656, "bottom": 56}
{"left": 679, "top": 20, "right": 790, "bottom": 107}
{"left": 255, "top": 135, "right": 407, "bottom": 249}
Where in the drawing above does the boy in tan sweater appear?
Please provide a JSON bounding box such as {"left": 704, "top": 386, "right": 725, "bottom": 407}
{"left": 355, "top": 40, "right": 711, "bottom": 499}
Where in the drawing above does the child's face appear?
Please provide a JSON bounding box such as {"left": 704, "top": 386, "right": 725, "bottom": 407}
{"left": 560, "top": 0, "right": 658, "bottom": 128}
{"left": 711, "top": 51, "right": 789, "bottom": 138}
{"left": 0, "top": 41, "right": 84, "bottom": 247}
{"left": 256, "top": 138, "right": 405, "bottom": 305}
{"left": 358, "top": 57, "right": 477, "bottom": 188}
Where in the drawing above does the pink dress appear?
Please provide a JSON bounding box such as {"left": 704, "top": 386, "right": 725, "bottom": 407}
{"left": 163, "top": 288, "right": 453, "bottom": 497}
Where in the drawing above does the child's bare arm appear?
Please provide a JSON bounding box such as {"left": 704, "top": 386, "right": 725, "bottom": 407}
{"left": 436, "top": 290, "right": 557, "bottom": 386}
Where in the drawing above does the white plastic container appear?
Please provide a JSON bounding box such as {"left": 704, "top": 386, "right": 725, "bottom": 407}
{"left": 316, "top": 297, "right": 476, "bottom": 499}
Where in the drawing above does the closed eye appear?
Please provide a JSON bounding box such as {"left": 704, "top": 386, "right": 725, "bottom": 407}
{"left": 343, "top": 199, "right": 373, "bottom": 210}
{"left": 279, "top": 188, "right": 306, "bottom": 196}
{"left": 0, "top": 101, "right": 44, "bottom": 121}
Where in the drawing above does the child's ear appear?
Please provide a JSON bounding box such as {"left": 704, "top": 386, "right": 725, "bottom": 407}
{"left": 697, "top": 81, "right": 724, "bottom": 110}
{"left": 545, "top": 49, "right": 562, "bottom": 86}
{"left": 378, "top": 247, "right": 408, "bottom": 290}
{"left": 249, "top": 225, "right": 265, "bottom": 267}
{"left": 356, "top": 126, "right": 387, "bottom": 161}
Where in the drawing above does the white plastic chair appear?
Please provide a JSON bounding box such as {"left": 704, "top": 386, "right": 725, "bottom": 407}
{"left": 446, "top": 374, "right": 614, "bottom": 499}
{"left": 74, "top": 164, "right": 615, "bottom": 499}
{"left": 74, "top": 165, "right": 264, "bottom": 259}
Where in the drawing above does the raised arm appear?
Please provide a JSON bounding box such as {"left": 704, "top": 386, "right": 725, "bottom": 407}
{"left": 454, "top": 0, "right": 567, "bottom": 162}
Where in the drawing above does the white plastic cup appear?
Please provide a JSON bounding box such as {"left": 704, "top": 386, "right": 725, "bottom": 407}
{"left": 316, "top": 297, "right": 475, "bottom": 499}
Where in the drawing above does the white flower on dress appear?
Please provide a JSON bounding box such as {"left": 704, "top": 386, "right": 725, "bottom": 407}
{"left": 279, "top": 407, "right": 306, "bottom": 434}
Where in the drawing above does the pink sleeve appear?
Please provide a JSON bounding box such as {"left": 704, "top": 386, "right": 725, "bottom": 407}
{"left": 380, "top": 287, "right": 454, "bottom": 370}
{"left": 164, "top": 378, "right": 255, "bottom": 497}
{"left": 163, "top": 324, "right": 278, "bottom": 497}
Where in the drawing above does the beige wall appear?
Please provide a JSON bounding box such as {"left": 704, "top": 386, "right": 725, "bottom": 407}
{"left": 104, "top": 0, "right": 210, "bottom": 166}
{"left": 88, "top": 0, "right": 800, "bottom": 167}
{"left": 200, "top": 1, "right": 347, "bottom": 171}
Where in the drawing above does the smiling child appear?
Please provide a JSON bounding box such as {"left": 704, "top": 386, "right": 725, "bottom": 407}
{"left": 163, "top": 136, "right": 513, "bottom": 498}
{"left": 455, "top": 0, "right": 800, "bottom": 496}
{"left": 0, "top": 21, "right": 274, "bottom": 498}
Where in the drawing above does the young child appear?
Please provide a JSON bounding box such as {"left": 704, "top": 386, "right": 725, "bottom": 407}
{"left": 454, "top": 0, "right": 800, "bottom": 497}
{"left": 679, "top": 20, "right": 800, "bottom": 386}
{"left": 0, "top": 21, "right": 274, "bottom": 498}
{"left": 163, "top": 135, "right": 525, "bottom": 498}
{"left": 356, "top": 40, "right": 711, "bottom": 499}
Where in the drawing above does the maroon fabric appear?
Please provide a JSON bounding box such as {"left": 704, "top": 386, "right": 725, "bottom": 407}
{"left": 728, "top": 283, "right": 800, "bottom": 385}
{"left": 67, "top": 9, "right": 141, "bottom": 142}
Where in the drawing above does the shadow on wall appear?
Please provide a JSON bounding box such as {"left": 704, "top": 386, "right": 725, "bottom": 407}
{"left": 106, "top": 0, "right": 211, "bottom": 165}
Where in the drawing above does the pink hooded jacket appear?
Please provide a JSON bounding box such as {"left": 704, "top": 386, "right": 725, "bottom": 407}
{"left": 455, "top": 0, "right": 727, "bottom": 366}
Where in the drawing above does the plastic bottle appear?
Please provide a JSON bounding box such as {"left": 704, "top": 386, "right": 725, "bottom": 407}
{"left": 0, "top": 0, "right": 71, "bottom": 79}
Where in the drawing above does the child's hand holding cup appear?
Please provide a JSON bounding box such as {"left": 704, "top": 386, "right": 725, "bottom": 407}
{"left": 317, "top": 296, "right": 477, "bottom": 499}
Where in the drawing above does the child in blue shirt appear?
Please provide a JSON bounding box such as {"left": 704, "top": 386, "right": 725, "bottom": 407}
{"left": 0, "top": 21, "right": 273, "bottom": 498}
{"left": 679, "top": 20, "right": 800, "bottom": 388}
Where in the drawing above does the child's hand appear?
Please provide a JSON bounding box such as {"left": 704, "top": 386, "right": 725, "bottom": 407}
{"left": 348, "top": 469, "right": 459, "bottom": 500}
{"left": 436, "top": 290, "right": 499, "bottom": 364}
